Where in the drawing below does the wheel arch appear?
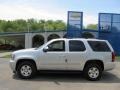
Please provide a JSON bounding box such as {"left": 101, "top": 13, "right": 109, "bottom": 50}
{"left": 16, "top": 59, "right": 37, "bottom": 71}
{"left": 83, "top": 60, "right": 104, "bottom": 71}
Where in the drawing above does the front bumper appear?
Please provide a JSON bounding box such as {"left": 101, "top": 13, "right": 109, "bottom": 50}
{"left": 9, "top": 59, "right": 16, "bottom": 72}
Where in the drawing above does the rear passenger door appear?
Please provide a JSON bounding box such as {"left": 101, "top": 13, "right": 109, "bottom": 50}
{"left": 67, "top": 40, "right": 86, "bottom": 70}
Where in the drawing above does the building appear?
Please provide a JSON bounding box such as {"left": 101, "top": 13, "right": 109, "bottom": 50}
{"left": 0, "top": 31, "right": 66, "bottom": 49}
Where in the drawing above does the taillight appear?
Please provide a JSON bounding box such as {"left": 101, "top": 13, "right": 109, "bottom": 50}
{"left": 112, "top": 52, "right": 115, "bottom": 62}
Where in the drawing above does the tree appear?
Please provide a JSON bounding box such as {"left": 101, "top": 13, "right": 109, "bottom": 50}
{"left": 44, "top": 20, "right": 54, "bottom": 31}
{"left": 53, "top": 20, "right": 66, "bottom": 31}
{"left": 0, "top": 21, "right": 16, "bottom": 32}
{"left": 0, "top": 19, "right": 66, "bottom": 33}
{"left": 13, "top": 19, "right": 28, "bottom": 32}
{"left": 86, "top": 24, "right": 98, "bottom": 30}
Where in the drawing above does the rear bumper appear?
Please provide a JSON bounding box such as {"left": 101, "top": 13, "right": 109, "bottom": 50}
{"left": 104, "top": 62, "right": 115, "bottom": 71}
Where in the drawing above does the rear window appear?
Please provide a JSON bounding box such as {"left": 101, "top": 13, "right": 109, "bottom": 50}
{"left": 88, "top": 41, "right": 111, "bottom": 52}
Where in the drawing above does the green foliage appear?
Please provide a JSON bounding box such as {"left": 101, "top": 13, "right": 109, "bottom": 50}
{"left": 0, "top": 19, "right": 66, "bottom": 33}
{"left": 86, "top": 24, "right": 98, "bottom": 30}
{"left": 54, "top": 20, "right": 66, "bottom": 31}
{"left": 116, "top": 56, "right": 120, "bottom": 60}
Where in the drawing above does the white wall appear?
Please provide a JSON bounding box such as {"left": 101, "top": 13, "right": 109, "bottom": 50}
{"left": 25, "top": 31, "right": 66, "bottom": 48}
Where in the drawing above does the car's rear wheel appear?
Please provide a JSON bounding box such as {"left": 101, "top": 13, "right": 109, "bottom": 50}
{"left": 83, "top": 63, "right": 102, "bottom": 81}
{"left": 17, "top": 61, "right": 37, "bottom": 79}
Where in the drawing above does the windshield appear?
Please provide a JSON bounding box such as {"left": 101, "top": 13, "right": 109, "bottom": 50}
{"left": 35, "top": 43, "right": 46, "bottom": 50}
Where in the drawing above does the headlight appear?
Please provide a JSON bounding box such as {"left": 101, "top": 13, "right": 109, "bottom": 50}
{"left": 11, "top": 54, "right": 15, "bottom": 60}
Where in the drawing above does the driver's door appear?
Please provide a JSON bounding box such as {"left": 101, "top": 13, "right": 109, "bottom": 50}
{"left": 39, "top": 40, "right": 66, "bottom": 70}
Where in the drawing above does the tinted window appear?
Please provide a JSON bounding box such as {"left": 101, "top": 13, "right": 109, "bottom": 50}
{"left": 88, "top": 41, "right": 111, "bottom": 52}
{"left": 69, "top": 40, "right": 86, "bottom": 52}
{"left": 48, "top": 41, "right": 65, "bottom": 52}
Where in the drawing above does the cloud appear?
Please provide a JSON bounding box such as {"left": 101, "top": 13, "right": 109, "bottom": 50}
{"left": 0, "top": 4, "right": 97, "bottom": 26}
{"left": 0, "top": 4, "right": 66, "bottom": 21}
{"left": 83, "top": 14, "right": 98, "bottom": 26}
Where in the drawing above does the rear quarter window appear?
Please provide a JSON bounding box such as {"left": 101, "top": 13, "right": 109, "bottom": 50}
{"left": 88, "top": 41, "right": 111, "bottom": 52}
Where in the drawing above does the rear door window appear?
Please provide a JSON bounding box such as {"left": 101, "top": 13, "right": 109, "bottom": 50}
{"left": 69, "top": 40, "right": 86, "bottom": 52}
{"left": 88, "top": 41, "right": 111, "bottom": 52}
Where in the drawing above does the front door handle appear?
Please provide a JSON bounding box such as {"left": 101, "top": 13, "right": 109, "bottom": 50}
{"left": 65, "top": 59, "right": 67, "bottom": 63}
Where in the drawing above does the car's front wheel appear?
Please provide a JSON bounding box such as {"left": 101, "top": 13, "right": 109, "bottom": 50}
{"left": 83, "top": 63, "right": 102, "bottom": 81}
{"left": 17, "top": 61, "right": 37, "bottom": 79}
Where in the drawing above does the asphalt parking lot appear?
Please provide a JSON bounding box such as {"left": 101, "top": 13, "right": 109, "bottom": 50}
{"left": 0, "top": 58, "right": 120, "bottom": 90}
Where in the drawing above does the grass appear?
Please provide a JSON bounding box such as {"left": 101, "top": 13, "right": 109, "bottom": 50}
{"left": 1, "top": 54, "right": 11, "bottom": 58}
{"left": 116, "top": 56, "right": 120, "bottom": 60}
{"left": 0, "top": 50, "right": 13, "bottom": 53}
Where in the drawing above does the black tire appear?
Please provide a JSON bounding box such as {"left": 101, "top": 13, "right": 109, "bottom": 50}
{"left": 83, "top": 63, "right": 102, "bottom": 81}
{"left": 17, "top": 61, "right": 37, "bottom": 79}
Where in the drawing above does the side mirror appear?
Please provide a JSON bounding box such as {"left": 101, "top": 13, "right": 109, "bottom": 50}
{"left": 43, "top": 46, "right": 49, "bottom": 52}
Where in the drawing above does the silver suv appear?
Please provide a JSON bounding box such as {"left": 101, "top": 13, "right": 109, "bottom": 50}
{"left": 10, "top": 38, "right": 115, "bottom": 81}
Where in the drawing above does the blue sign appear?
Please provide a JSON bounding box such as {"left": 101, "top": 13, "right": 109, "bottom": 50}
{"left": 98, "top": 13, "right": 120, "bottom": 55}
{"left": 67, "top": 11, "right": 83, "bottom": 38}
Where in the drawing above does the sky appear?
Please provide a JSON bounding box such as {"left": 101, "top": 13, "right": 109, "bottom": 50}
{"left": 0, "top": 0, "right": 119, "bottom": 26}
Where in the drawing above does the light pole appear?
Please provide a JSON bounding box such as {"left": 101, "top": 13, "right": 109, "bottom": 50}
{"left": 44, "top": 23, "right": 47, "bottom": 43}
{"left": 26, "top": 22, "right": 31, "bottom": 48}
{"left": 44, "top": 23, "right": 46, "bottom": 33}
{"left": 27, "top": 22, "right": 30, "bottom": 33}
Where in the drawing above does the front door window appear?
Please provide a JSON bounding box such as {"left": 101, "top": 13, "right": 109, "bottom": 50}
{"left": 47, "top": 41, "right": 65, "bottom": 52}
